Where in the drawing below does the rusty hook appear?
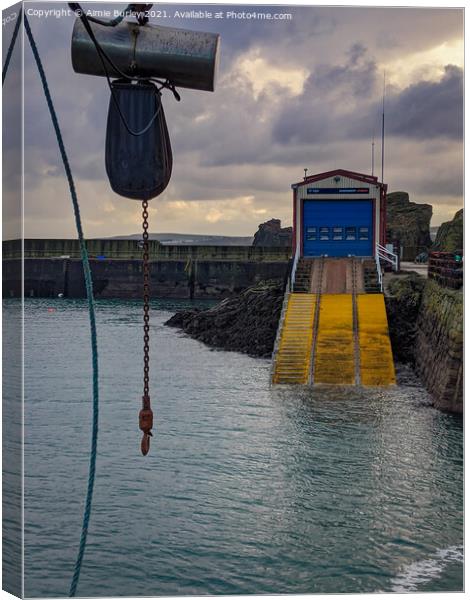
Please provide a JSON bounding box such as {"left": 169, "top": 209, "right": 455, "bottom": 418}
{"left": 139, "top": 397, "right": 153, "bottom": 456}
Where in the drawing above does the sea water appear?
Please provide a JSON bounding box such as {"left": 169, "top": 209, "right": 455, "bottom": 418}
{"left": 4, "top": 298, "right": 463, "bottom": 596}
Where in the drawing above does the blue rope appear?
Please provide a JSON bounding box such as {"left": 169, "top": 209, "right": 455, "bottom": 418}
{"left": 24, "top": 15, "right": 100, "bottom": 598}
{"left": 2, "top": 8, "right": 22, "bottom": 85}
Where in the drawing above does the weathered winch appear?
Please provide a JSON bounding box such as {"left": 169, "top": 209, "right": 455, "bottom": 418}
{"left": 71, "top": 18, "right": 220, "bottom": 91}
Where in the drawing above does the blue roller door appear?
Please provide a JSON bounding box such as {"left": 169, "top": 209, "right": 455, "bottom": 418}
{"left": 303, "top": 199, "right": 373, "bottom": 257}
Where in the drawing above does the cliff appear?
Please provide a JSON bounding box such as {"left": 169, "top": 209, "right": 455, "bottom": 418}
{"left": 386, "top": 192, "right": 432, "bottom": 261}
{"left": 432, "top": 209, "right": 463, "bottom": 252}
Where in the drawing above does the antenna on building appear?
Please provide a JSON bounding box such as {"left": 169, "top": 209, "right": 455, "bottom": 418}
{"left": 381, "top": 71, "right": 386, "bottom": 183}
{"left": 371, "top": 134, "right": 375, "bottom": 177}
{"left": 304, "top": 168, "right": 308, "bottom": 181}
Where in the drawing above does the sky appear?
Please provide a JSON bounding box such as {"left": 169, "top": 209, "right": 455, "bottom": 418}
{"left": 2, "top": 1, "right": 464, "bottom": 238}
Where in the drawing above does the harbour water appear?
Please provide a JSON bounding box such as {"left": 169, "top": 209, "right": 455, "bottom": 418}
{"left": 6, "top": 298, "right": 464, "bottom": 596}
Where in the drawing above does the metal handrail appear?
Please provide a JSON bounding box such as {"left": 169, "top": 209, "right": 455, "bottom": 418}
{"left": 377, "top": 243, "right": 398, "bottom": 271}
{"left": 290, "top": 249, "right": 300, "bottom": 292}
{"left": 375, "top": 252, "right": 384, "bottom": 292}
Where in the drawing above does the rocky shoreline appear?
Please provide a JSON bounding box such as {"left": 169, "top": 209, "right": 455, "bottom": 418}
{"left": 165, "top": 279, "right": 284, "bottom": 358}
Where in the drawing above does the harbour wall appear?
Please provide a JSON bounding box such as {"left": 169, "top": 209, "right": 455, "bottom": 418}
{"left": 386, "top": 275, "right": 463, "bottom": 413}
{"left": 414, "top": 280, "right": 463, "bottom": 413}
{"left": 2, "top": 240, "right": 290, "bottom": 300}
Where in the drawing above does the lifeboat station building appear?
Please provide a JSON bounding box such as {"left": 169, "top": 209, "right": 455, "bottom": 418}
{"left": 291, "top": 169, "right": 388, "bottom": 260}
{"left": 270, "top": 168, "right": 398, "bottom": 388}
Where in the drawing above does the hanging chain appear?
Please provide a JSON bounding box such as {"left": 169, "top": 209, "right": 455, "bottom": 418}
{"left": 142, "top": 199, "right": 150, "bottom": 399}
{"left": 139, "top": 199, "right": 153, "bottom": 455}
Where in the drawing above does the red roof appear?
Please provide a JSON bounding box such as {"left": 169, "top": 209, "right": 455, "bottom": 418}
{"left": 292, "top": 168, "right": 386, "bottom": 188}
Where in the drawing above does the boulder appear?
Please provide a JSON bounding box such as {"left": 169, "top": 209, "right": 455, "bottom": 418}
{"left": 253, "top": 219, "right": 293, "bottom": 247}
{"left": 432, "top": 208, "right": 463, "bottom": 252}
{"left": 386, "top": 192, "right": 432, "bottom": 261}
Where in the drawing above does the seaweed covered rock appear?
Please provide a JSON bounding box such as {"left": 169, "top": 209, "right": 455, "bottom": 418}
{"left": 432, "top": 208, "right": 463, "bottom": 252}
{"left": 385, "top": 273, "right": 427, "bottom": 364}
{"left": 165, "top": 280, "right": 284, "bottom": 357}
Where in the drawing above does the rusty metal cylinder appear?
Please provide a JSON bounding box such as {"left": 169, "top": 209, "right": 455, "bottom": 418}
{"left": 71, "top": 18, "right": 220, "bottom": 91}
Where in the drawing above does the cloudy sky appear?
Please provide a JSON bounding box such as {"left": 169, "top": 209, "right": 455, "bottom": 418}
{"left": 3, "top": 1, "right": 464, "bottom": 238}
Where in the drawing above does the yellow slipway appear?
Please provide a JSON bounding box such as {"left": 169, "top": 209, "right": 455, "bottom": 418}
{"left": 313, "top": 294, "right": 355, "bottom": 384}
{"left": 357, "top": 294, "right": 396, "bottom": 385}
{"left": 272, "top": 292, "right": 395, "bottom": 386}
{"left": 272, "top": 293, "right": 316, "bottom": 384}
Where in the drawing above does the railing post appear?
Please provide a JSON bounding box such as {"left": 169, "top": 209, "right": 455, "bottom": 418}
{"left": 375, "top": 251, "right": 383, "bottom": 292}
{"left": 270, "top": 277, "right": 291, "bottom": 384}
{"left": 290, "top": 250, "right": 299, "bottom": 292}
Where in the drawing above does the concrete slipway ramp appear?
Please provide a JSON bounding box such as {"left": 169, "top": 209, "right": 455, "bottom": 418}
{"left": 272, "top": 257, "right": 396, "bottom": 386}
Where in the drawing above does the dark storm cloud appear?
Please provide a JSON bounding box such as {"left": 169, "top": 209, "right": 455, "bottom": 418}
{"left": 272, "top": 44, "right": 379, "bottom": 145}
{"left": 385, "top": 65, "right": 463, "bottom": 139}
{"left": 312, "top": 42, "right": 376, "bottom": 97}
{"left": 273, "top": 48, "right": 463, "bottom": 146}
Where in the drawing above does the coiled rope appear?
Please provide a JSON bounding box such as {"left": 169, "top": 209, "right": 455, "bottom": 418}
{"left": 12, "top": 15, "right": 100, "bottom": 598}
